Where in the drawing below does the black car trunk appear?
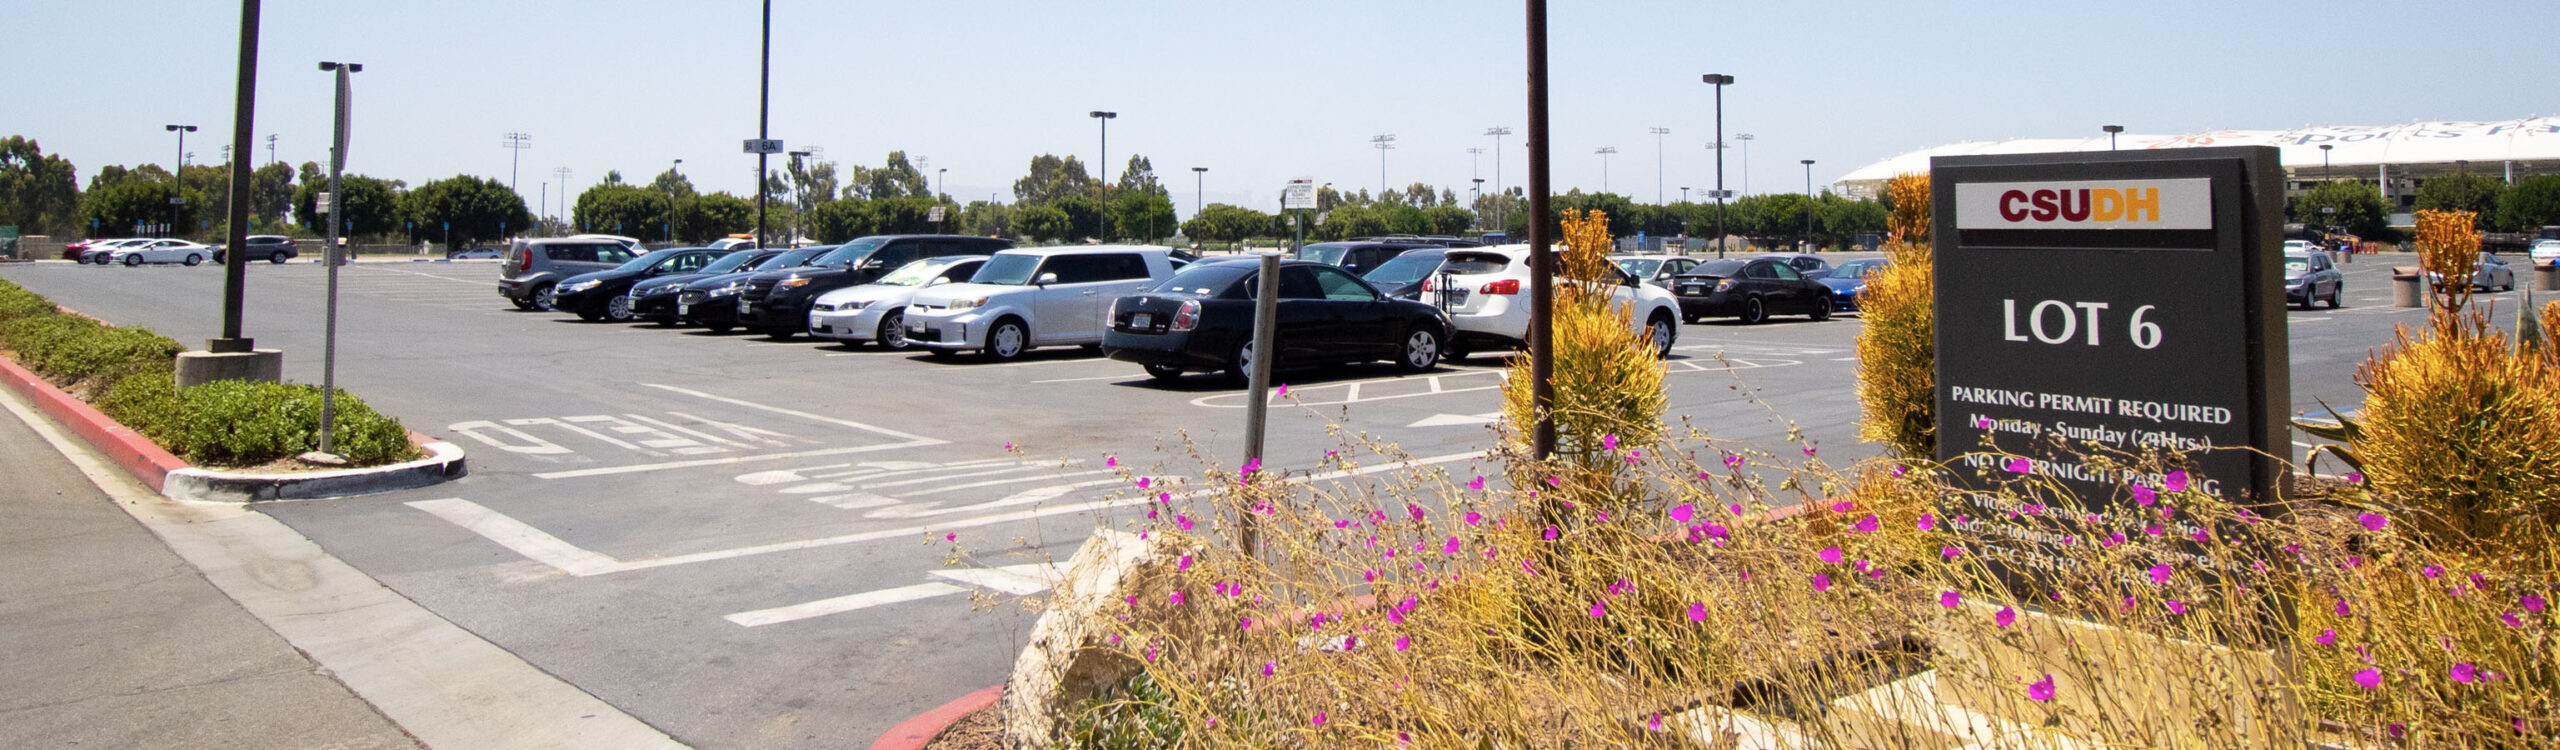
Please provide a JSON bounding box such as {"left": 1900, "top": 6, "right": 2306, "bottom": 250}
{"left": 1111, "top": 295, "right": 1192, "bottom": 335}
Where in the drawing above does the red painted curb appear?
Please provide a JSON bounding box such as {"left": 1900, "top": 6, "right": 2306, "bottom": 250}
{"left": 0, "top": 356, "right": 186, "bottom": 492}
{"left": 870, "top": 685, "right": 1002, "bottom": 750}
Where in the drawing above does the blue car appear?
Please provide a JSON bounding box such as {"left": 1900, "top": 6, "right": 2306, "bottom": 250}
{"left": 1819, "top": 258, "right": 1889, "bottom": 313}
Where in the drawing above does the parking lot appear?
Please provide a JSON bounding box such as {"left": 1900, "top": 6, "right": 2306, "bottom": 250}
{"left": 0, "top": 252, "right": 2466, "bottom": 747}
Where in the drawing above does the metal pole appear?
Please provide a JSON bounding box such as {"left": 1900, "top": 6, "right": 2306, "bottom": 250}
{"left": 1525, "top": 0, "right": 1555, "bottom": 460}
{"left": 1241, "top": 250, "right": 1280, "bottom": 555}
{"left": 1192, "top": 167, "right": 1206, "bottom": 217}
{"left": 754, "top": 0, "right": 770, "bottom": 248}
{"left": 214, "top": 0, "right": 259, "bottom": 353}
{"left": 170, "top": 126, "right": 191, "bottom": 238}
{"left": 1650, "top": 126, "right": 1668, "bottom": 204}
{"left": 1707, "top": 75, "right": 1731, "bottom": 258}
{"left": 1801, "top": 159, "right": 1816, "bottom": 252}
{"left": 1489, "top": 126, "right": 1511, "bottom": 232}
{"left": 317, "top": 62, "right": 357, "bottom": 458}
{"left": 1090, "top": 112, "right": 1115, "bottom": 240}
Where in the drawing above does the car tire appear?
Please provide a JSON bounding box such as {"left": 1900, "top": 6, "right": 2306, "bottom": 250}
{"left": 876, "top": 311, "right": 911, "bottom": 350}
{"left": 270, "top": 251, "right": 289, "bottom": 264}
{"left": 2327, "top": 284, "right": 2343, "bottom": 309}
{"left": 1396, "top": 325, "right": 1443, "bottom": 373}
{"left": 1143, "top": 363, "right": 1184, "bottom": 382}
{"left": 705, "top": 322, "right": 733, "bottom": 333}
{"left": 510, "top": 296, "right": 538, "bottom": 311}
{"left": 123, "top": 254, "right": 142, "bottom": 267}
{"left": 604, "top": 295, "right": 636, "bottom": 322}
{"left": 1645, "top": 312, "right": 1677, "bottom": 358}
{"left": 985, "top": 318, "right": 1029, "bottom": 361}
{"left": 1224, "top": 340, "right": 1258, "bottom": 385}
{"left": 183, "top": 254, "right": 202, "bottom": 266}
{"left": 1808, "top": 296, "right": 1832, "bottom": 321}
{"left": 1739, "top": 296, "right": 1766, "bottom": 324}
{"left": 576, "top": 306, "right": 605, "bottom": 322}
{"left": 1443, "top": 338, "right": 1471, "bottom": 363}
{"left": 532, "top": 283, "right": 558, "bottom": 312}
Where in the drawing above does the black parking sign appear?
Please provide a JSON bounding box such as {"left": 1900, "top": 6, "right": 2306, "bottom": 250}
{"left": 1931, "top": 146, "right": 2288, "bottom": 585}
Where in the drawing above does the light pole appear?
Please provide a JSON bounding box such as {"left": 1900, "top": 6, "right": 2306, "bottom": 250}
{"left": 938, "top": 167, "right": 948, "bottom": 199}
{"left": 1703, "top": 73, "right": 1734, "bottom": 257}
{"left": 209, "top": 0, "right": 260, "bottom": 359}
{"left": 553, "top": 167, "right": 571, "bottom": 229}
{"left": 315, "top": 60, "right": 362, "bottom": 459}
{"left": 265, "top": 133, "right": 278, "bottom": 166}
{"left": 754, "top": 0, "right": 773, "bottom": 247}
{"left": 503, "top": 131, "right": 530, "bottom": 194}
{"left": 1736, "top": 133, "right": 1754, "bottom": 195}
{"left": 1595, "top": 146, "right": 1616, "bottom": 194}
{"left": 166, "top": 125, "right": 196, "bottom": 237}
{"left": 1801, "top": 159, "right": 1817, "bottom": 252}
{"left": 1648, "top": 126, "right": 1669, "bottom": 204}
{"left": 2320, "top": 143, "right": 2333, "bottom": 182}
{"left": 1190, "top": 166, "right": 1206, "bottom": 217}
{"left": 2102, "top": 124, "right": 2123, "bottom": 151}
{"left": 1471, "top": 177, "right": 1485, "bottom": 214}
{"left": 1681, "top": 186, "right": 1690, "bottom": 203}
{"left": 1486, "top": 126, "right": 1512, "bottom": 230}
{"left": 1371, "top": 134, "right": 1397, "bottom": 195}
{"left": 1091, "top": 110, "right": 1116, "bottom": 241}
{"left": 672, "top": 158, "right": 682, "bottom": 179}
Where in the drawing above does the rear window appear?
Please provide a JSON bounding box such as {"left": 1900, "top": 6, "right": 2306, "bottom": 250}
{"left": 1362, "top": 249, "right": 1446, "bottom": 285}
{"left": 1440, "top": 251, "right": 1513, "bottom": 275}
{"left": 1297, "top": 244, "right": 1352, "bottom": 266}
{"left": 1151, "top": 264, "right": 1252, "bottom": 298}
{"left": 1692, "top": 260, "right": 1745, "bottom": 277}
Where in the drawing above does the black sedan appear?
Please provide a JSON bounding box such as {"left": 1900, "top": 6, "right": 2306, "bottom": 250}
{"left": 548, "top": 247, "right": 725, "bottom": 322}
{"left": 630, "top": 249, "right": 774, "bottom": 324}
{"left": 1103, "top": 260, "right": 1452, "bottom": 384}
{"left": 1670, "top": 257, "right": 1833, "bottom": 324}
{"left": 676, "top": 246, "right": 832, "bottom": 332}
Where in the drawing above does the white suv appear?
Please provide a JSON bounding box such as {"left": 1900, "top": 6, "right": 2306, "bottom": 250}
{"left": 1418, "top": 244, "right": 1682, "bottom": 360}
{"left": 902, "top": 246, "right": 1182, "bottom": 360}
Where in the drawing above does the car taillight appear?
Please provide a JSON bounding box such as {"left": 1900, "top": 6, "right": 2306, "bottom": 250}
{"left": 1420, "top": 278, "right": 1434, "bottom": 292}
{"left": 507, "top": 249, "right": 528, "bottom": 271}
{"left": 1715, "top": 278, "right": 1736, "bottom": 293}
{"left": 1479, "top": 279, "right": 1521, "bottom": 295}
{"left": 1171, "top": 300, "right": 1200, "bottom": 331}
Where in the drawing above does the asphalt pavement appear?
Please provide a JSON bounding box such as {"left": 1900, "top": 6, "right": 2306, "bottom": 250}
{"left": 0, "top": 251, "right": 2472, "bottom": 746}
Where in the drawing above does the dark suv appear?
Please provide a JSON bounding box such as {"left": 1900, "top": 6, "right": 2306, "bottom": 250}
{"left": 737, "top": 235, "right": 1015, "bottom": 338}
{"left": 1296, "top": 241, "right": 1444, "bottom": 277}
{"left": 211, "top": 235, "right": 299, "bottom": 264}
{"left": 498, "top": 238, "right": 643, "bottom": 310}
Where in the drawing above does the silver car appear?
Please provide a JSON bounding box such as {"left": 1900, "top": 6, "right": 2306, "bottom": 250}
{"left": 806, "top": 255, "right": 989, "bottom": 349}
{"left": 2283, "top": 250, "right": 2343, "bottom": 308}
{"left": 2428, "top": 251, "right": 2515, "bottom": 292}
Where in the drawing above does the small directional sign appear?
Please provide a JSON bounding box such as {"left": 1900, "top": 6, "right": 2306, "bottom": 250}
{"left": 742, "top": 138, "right": 785, "bottom": 155}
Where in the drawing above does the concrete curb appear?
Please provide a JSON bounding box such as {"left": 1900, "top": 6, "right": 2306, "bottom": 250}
{"left": 0, "top": 348, "right": 465, "bottom": 502}
{"left": 870, "top": 685, "right": 1002, "bottom": 750}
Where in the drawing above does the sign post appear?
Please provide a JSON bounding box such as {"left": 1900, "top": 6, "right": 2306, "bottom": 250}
{"left": 1931, "top": 146, "right": 2288, "bottom": 594}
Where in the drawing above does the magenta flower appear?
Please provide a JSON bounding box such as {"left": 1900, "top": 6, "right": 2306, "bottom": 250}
{"left": 1820, "top": 547, "right": 1844, "bottom": 564}
{"left": 2358, "top": 512, "right": 2388, "bottom": 531}
{"left": 1995, "top": 607, "right": 2017, "bottom": 628}
{"left": 1689, "top": 602, "right": 1707, "bottom": 622}
{"left": 2166, "top": 600, "right": 2188, "bottom": 615}
{"left": 1974, "top": 416, "right": 1994, "bottom": 429}
{"left": 1137, "top": 476, "right": 1151, "bottom": 489}
{"left": 2164, "top": 470, "right": 2189, "bottom": 492}
{"left": 2423, "top": 565, "right": 2443, "bottom": 579}
{"left": 1178, "top": 554, "right": 1192, "bottom": 571}
{"left": 1670, "top": 504, "right": 1694, "bottom": 523}
{"left": 1442, "top": 536, "right": 1460, "bottom": 555}
{"left": 1464, "top": 511, "right": 1482, "bottom": 525}
{"left": 1803, "top": 444, "right": 1818, "bottom": 457}
{"left": 2190, "top": 529, "right": 2211, "bottom": 543}
{"left": 2317, "top": 628, "right": 2336, "bottom": 646}
{"left": 1521, "top": 558, "right": 1538, "bottom": 576}
{"left": 2131, "top": 484, "right": 2157, "bottom": 505}
{"left": 2525, "top": 594, "right": 2548, "bottom": 613}
{"left": 1918, "top": 513, "right": 1937, "bottom": 531}
{"left": 1105, "top": 455, "right": 1117, "bottom": 468}
{"left": 1588, "top": 600, "right": 1607, "bottom": 618}
{"left": 1855, "top": 514, "right": 1880, "bottom": 533}
{"left": 1176, "top": 514, "right": 1195, "bottom": 531}
{"left": 1728, "top": 503, "right": 1744, "bottom": 516}
{"left": 1240, "top": 616, "right": 1253, "bottom": 630}
{"left": 1649, "top": 714, "right": 1663, "bottom": 732}
{"left": 2353, "top": 668, "right": 2382, "bottom": 689}
{"left": 1602, "top": 433, "right": 1619, "bottom": 451}
{"left": 1724, "top": 453, "right": 1745, "bottom": 469}
{"left": 1544, "top": 526, "right": 1559, "bottom": 540}
{"left": 1275, "top": 383, "right": 1288, "bottom": 396}
{"left": 1169, "top": 591, "right": 1185, "bottom": 605}
{"left": 2027, "top": 674, "right": 2056, "bottom": 702}
{"left": 1943, "top": 546, "right": 1966, "bottom": 559}
{"left": 1545, "top": 475, "right": 1561, "bottom": 487}
{"left": 2452, "top": 663, "right": 2477, "bottom": 683}
{"left": 1312, "top": 711, "right": 1326, "bottom": 727}
{"left": 2334, "top": 599, "right": 2352, "bottom": 617}
{"left": 2005, "top": 457, "right": 2032, "bottom": 473}
{"left": 944, "top": 532, "right": 957, "bottom": 542}
{"left": 1393, "top": 635, "right": 1411, "bottom": 652}
{"left": 2149, "top": 563, "right": 2173, "bottom": 586}
{"left": 1003, "top": 441, "right": 1014, "bottom": 451}
{"left": 2505, "top": 612, "right": 2525, "bottom": 628}
{"left": 1362, "top": 569, "right": 1377, "bottom": 583}
{"left": 1941, "top": 591, "right": 1963, "bottom": 609}
{"left": 2346, "top": 471, "right": 2365, "bottom": 484}
{"left": 1467, "top": 475, "right": 1485, "bottom": 491}
{"left": 1241, "top": 457, "right": 1261, "bottom": 475}
{"left": 1262, "top": 660, "right": 1276, "bottom": 677}
{"left": 1813, "top": 573, "right": 1833, "bottom": 592}
{"left": 1893, "top": 465, "right": 1909, "bottom": 478}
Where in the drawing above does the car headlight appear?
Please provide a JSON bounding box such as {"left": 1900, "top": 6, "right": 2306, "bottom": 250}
{"left": 840, "top": 299, "right": 870, "bottom": 310}
{"left": 558, "top": 280, "right": 601, "bottom": 293}
{"left": 946, "top": 297, "right": 988, "bottom": 311}
{"left": 777, "top": 277, "right": 813, "bottom": 290}
{"left": 1851, "top": 284, "right": 1866, "bottom": 294}
{"left": 708, "top": 283, "right": 744, "bottom": 298}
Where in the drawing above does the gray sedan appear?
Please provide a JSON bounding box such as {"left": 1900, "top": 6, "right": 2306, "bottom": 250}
{"left": 2284, "top": 250, "right": 2343, "bottom": 308}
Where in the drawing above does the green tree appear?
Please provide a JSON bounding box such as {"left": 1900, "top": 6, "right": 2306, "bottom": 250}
{"left": 291, "top": 174, "right": 401, "bottom": 238}
{"left": 1052, "top": 194, "right": 1103, "bottom": 241}
{"left": 1738, "top": 193, "right": 1819, "bottom": 248}
{"left": 251, "top": 162, "right": 296, "bottom": 230}
{"left": 570, "top": 183, "right": 668, "bottom": 238}
{"left": 806, "top": 198, "right": 876, "bottom": 243}
{"left": 0, "top": 136, "right": 83, "bottom": 235}
{"left": 1382, "top": 204, "right": 1431, "bottom": 235}
{"left": 961, "top": 201, "right": 1013, "bottom": 238}
{"left": 1549, "top": 191, "right": 1637, "bottom": 238}
{"left": 90, "top": 164, "right": 169, "bottom": 194}
{"left": 178, "top": 163, "right": 231, "bottom": 234}
{"left": 1108, "top": 189, "right": 1177, "bottom": 242}
{"left": 1427, "top": 205, "right": 1475, "bottom": 235}
{"left": 1015, "top": 204, "right": 1071, "bottom": 243}
{"left": 1314, "top": 204, "right": 1385, "bottom": 241}
{"left": 403, "top": 175, "right": 534, "bottom": 248}
{"left": 2414, "top": 171, "right": 2504, "bottom": 217}
{"left": 2496, "top": 175, "right": 2560, "bottom": 232}
{"left": 83, "top": 179, "right": 202, "bottom": 238}
{"left": 847, "top": 151, "right": 929, "bottom": 200}
{"left": 1012, "top": 154, "right": 1096, "bottom": 205}
{"left": 1181, "top": 203, "right": 1275, "bottom": 243}
{"left": 1820, "top": 197, "right": 1890, "bottom": 249}
{"left": 2296, "top": 181, "right": 2391, "bottom": 239}
{"left": 651, "top": 169, "right": 698, "bottom": 202}
{"left": 676, "top": 192, "right": 754, "bottom": 243}
{"left": 1114, "top": 155, "right": 1164, "bottom": 196}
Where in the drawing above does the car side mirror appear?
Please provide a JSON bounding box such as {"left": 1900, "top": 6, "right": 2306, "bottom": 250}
{"left": 861, "top": 259, "right": 884, "bottom": 270}
{"left": 1035, "top": 272, "right": 1059, "bottom": 286}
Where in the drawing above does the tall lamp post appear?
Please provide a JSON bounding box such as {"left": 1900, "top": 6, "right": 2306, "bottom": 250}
{"left": 207, "top": 0, "right": 261, "bottom": 361}
{"left": 553, "top": 167, "right": 571, "bottom": 229}
{"left": 1801, "top": 159, "right": 1817, "bottom": 252}
{"left": 2320, "top": 143, "right": 2334, "bottom": 182}
{"left": 2102, "top": 124, "right": 2124, "bottom": 151}
{"left": 1702, "top": 73, "right": 1734, "bottom": 257}
{"left": 1486, "top": 126, "right": 1512, "bottom": 231}
{"left": 1648, "top": 126, "right": 1669, "bottom": 204}
{"left": 1190, "top": 166, "right": 1207, "bottom": 217}
{"left": 503, "top": 131, "right": 530, "bottom": 194}
{"left": 1595, "top": 146, "right": 1616, "bottom": 193}
{"left": 314, "top": 60, "right": 362, "bottom": 459}
{"left": 166, "top": 125, "right": 196, "bottom": 237}
{"left": 1371, "top": 134, "right": 1397, "bottom": 195}
{"left": 938, "top": 168, "right": 948, "bottom": 199}
{"left": 1090, "top": 110, "right": 1116, "bottom": 241}
{"left": 1735, "top": 133, "right": 1754, "bottom": 195}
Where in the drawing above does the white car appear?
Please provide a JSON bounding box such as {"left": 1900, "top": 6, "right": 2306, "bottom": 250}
{"left": 2530, "top": 239, "right": 2560, "bottom": 266}
{"left": 1418, "top": 244, "right": 1682, "bottom": 360}
{"left": 80, "top": 238, "right": 155, "bottom": 264}
{"left": 807, "top": 255, "right": 991, "bottom": 349}
{"left": 902, "top": 246, "right": 1182, "bottom": 360}
{"left": 109, "top": 239, "right": 216, "bottom": 266}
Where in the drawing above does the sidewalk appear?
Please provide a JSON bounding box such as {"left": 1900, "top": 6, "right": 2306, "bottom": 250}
{"left": 0, "top": 391, "right": 419, "bottom": 748}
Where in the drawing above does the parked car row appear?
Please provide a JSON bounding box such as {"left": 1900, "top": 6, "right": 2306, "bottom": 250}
{"left": 59, "top": 237, "right": 231, "bottom": 266}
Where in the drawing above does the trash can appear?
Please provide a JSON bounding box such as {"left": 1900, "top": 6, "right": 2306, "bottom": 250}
{"left": 2537, "top": 262, "right": 2559, "bottom": 292}
{"left": 2392, "top": 267, "right": 2423, "bottom": 308}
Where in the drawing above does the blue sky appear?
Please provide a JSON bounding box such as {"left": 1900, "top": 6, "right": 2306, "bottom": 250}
{"left": 12, "top": 0, "right": 2552, "bottom": 220}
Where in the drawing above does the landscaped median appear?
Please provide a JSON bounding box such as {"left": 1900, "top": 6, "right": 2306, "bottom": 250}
{"left": 0, "top": 277, "right": 462, "bottom": 500}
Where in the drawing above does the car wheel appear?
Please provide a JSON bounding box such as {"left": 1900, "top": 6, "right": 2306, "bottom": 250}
{"left": 926, "top": 347, "right": 956, "bottom": 359}
{"left": 184, "top": 254, "right": 203, "bottom": 266}
{"left": 1739, "top": 296, "right": 1766, "bottom": 324}
{"left": 510, "top": 296, "right": 538, "bottom": 311}
{"left": 876, "top": 311, "right": 911, "bottom": 350}
{"left": 532, "top": 283, "right": 558, "bottom": 311}
{"left": 576, "top": 306, "right": 605, "bottom": 322}
{"left": 1808, "top": 296, "right": 1832, "bottom": 322}
{"left": 123, "top": 254, "right": 142, "bottom": 267}
{"left": 985, "top": 318, "right": 1029, "bottom": 361}
{"left": 1645, "top": 312, "right": 1677, "bottom": 358}
{"left": 2327, "top": 283, "right": 2343, "bottom": 309}
{"left": 1396, "top": 325, "right": 1443, "bottom": 372}
{"left": 604, "top": 295, "right": 636, "bottom": 322}
{"left": 1143, "top": 363, "right": 1184, "bottom": 382}
{"left": 765, "top": 325, "right": 797, "bottom": 340}
{"left": 1224, "top": 340, "right": 1258, "bottom": 384}
{"left": 705, "top": 321, "right": 734, "bottom": 333}
{"left": 270, "top": 251, "right": 289, "bottom": 264}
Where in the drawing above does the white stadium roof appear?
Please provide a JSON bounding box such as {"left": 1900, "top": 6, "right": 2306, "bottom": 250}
{"left": 1839, "top": 116, "right": 2560, "bottom": 195}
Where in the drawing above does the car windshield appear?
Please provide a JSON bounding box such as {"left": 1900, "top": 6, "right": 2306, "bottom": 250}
{"left": 814, "top": 238, "right": 888, "bottom": 267}
{"left": 1297, "top": 244, "right": 1351, "bottom": 265}
{"left": 1614, "top": 259, "right": 1662, "bottom": 278}
{"left": 1152, "top": 264, "right": 1253, "bottom": 297}
{"left": 1832, "top": 259, "right": 1885, "bottom": 279}
{"left": 758, "top": 248, "right": 828, "bottom": 269}
{"left": 1440, "top": 251, "right": 1513, "bottom": 275}
{"left": 1362, "top": 249, "right": 1446, "bottom": 285}
{"left": 970, "top": 253, "right": 1044, "bottom": 285}
{"left": 877, "top": 257, "right": 958, "bottom": 286}
{"left": 1691, "top": 260, "right": 1746, "bottom": 277}
{"left": 699, "top": 250, "right": 761, "bottom": 274}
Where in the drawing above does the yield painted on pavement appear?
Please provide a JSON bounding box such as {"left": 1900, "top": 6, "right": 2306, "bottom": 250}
{"left": 446, "top": 382, "right": 945, "bottom": 478}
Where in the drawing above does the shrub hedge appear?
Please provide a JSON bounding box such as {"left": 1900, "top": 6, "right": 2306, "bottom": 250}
{"left": 0, "top": 277, "right": 419, "bottom": 467}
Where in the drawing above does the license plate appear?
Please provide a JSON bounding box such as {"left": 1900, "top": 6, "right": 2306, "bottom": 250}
{"left": 739, "top": 299, "right": 753, "bottom": 314}
{"left": 677, "top": 303, "right": 690, "bottom": 316}
{"left": 1682, "top": 285, "right": 1704, "bottom": 296}
{"left": 909, "top": 324, "right": 928, "bottom": 335}
{"left": 1446, "top": 289, "right": 1470, "bottom": 306}
{"left": 1131, "top": 313, "right": 1153, "bottom": 329}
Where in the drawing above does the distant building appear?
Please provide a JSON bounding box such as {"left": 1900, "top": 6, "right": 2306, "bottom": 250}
{"left": 1838, "top": 117, "right": 2560, "bottom": 224}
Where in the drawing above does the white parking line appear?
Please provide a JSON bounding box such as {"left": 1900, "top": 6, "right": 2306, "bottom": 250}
{"left": 722, "top": 582, "right": 966, "bottom": 627}
{"left": 1032, "top": 374, "right": 1132, "bottom": 384}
